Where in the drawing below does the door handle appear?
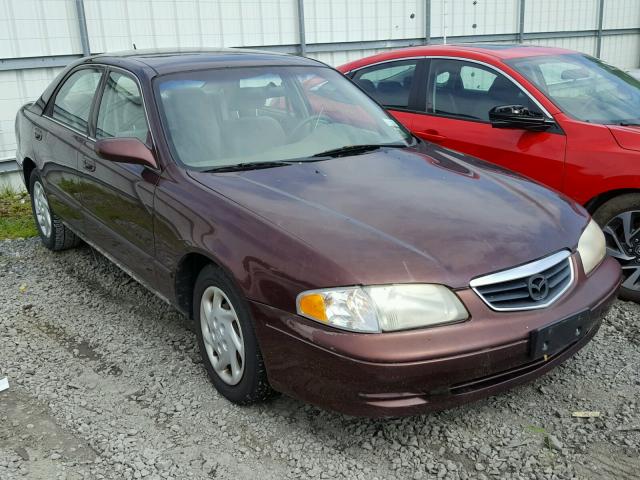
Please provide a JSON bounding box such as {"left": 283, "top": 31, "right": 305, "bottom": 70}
{"left": 416, "top": 129, "right": 447, "bottom": 142}
{"left": 34, "top": 128, "right": 43, "bottom": 141}
{"left": 82, "top": 157, "right": 96, "bottom": 172}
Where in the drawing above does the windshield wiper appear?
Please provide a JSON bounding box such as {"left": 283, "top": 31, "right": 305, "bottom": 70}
{"left": 205, "top": 160, "right": 293, "bottom": 173}
{"left": 311, "top": 143, "right": 408, "bottom": 158}
{"left": 616, "top": 122, "right": 640, "bottom": 126}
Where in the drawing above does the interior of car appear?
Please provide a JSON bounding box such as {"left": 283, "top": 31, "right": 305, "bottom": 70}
{"left": 430, "top": 61, "right": 538, "bottom": 121}
{"left": 157, "top": 68, "right": 405, "bottom": 168}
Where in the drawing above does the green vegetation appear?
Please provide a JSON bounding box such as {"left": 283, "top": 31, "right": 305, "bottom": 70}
{"left": 0, "top": 189, "right": 37, "bottom": 240}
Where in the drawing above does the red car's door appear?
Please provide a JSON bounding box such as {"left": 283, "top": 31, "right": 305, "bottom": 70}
{"left": 350, "top": 58, "right": 427, "bottom": 135}
{"left": 412, "top": 58, "right": 567, "bottom": 191}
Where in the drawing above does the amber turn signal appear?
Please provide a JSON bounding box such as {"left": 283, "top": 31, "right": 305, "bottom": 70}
{"left": 297, "top": 293, "right": 328, "bottom": 322}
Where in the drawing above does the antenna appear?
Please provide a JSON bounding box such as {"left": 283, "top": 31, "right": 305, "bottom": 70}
{"left": 133, "top": 43, "right": 137, "bottom": 50}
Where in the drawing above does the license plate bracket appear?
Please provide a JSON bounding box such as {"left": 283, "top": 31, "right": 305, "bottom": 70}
{"left": 529, "top": 310, "right": 591, "bottom": 359}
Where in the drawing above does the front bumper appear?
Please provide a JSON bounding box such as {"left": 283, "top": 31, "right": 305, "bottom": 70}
{"left": 251, "top": 255, "right": 621, "bottom": 417}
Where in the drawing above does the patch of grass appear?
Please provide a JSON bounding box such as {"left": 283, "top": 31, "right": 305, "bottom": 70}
{"left": 0, "top": 189, "right": 38, "bottom": 240}
{"left": 526, "top": 425, "right": 548, "bottom": 435}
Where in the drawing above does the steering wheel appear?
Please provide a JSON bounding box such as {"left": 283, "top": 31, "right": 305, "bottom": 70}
{"left": 289, "top": 114, "right": 333, "bottom": 142}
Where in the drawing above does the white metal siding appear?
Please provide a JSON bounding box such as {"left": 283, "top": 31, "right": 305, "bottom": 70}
{"left": 308, "top": 48, "right": 389, "bottom": 66}
{"left": 84, "top": 0, "right": 299, "bottom": 51}
{"left": 603, "top": 0, "right": 640, "bottom": 29}
{"left": 430, "top": 0, "right": 519, "bottom": 38}
{"left": 524, "top": 0, "right": 600, "bottom": 32}
{"left": 305, "top": 0, "right": 425, "bottom": 44}
{"left": 0, "top": 0, "right": 82, "bottom": 58}
{"left": 601, "top": 33, "right": 640, "bottom": 69}
{"left": 0, "top": 67, "right": 64, "bottom": 158}
{"left": 524, "top": 36, "right": 598, "bottom": 57}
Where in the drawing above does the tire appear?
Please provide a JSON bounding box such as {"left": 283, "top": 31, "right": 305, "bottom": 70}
{"left": 193, "top": 264, "right": 276, "bottom": 404}
{"left": 592, "top": 193, "right": 640, "bottom": 303}
{"left": 29, "top": 170, "right": 80, "bottom": 251}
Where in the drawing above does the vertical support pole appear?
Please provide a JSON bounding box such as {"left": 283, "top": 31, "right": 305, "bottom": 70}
{"left": 296, "top": 0, "right": 307, "bottom": 56}
{"left": 425, "top": 0, "right": 431, "bottom": 44}
{"left": 518, "top": 0, "right": 525, "bottom": 43}
{"left": 596, "top": 0, "right": 605, "bottom": 58}
{"left": 442, "top": 0, "right": 447, "bottom": 44}
{"left": 75, "top": 0, "right": 91, "bottom": 57}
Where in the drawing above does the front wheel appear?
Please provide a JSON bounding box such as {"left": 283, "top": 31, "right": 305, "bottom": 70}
{"left": 593, "top": 193, "right": 640, "bottom": 302}
{"left": 193, "top": 264, "right": 276, "bottom": 404}
{"left": 29, "top": 171, "right": 80, "bottom": 251}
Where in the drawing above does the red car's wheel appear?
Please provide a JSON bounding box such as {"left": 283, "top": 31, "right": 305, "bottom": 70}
{"left": 594, "top": 193, "right": 640, "bottom": 302}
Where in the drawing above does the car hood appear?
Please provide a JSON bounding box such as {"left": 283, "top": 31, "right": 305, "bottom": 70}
{"left": 189, "top": 145, "right": 588, "bottom": 289}
{"left": 607, "top": 125, "right": 640, "bottom": 152}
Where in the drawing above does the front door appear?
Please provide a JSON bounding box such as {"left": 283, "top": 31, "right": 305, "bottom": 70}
{"left": 414, "top": 58, "right": 567, "bottom": 191}
{"left": 76, "top": 69, "right": 160, "bottom": 286}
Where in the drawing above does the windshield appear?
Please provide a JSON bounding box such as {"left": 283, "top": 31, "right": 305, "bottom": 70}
{"left": 506, "top": 54, "right": 640, "bottom": 125}
{"left": 155, "top": 66, "right": 412, "bottom": 169}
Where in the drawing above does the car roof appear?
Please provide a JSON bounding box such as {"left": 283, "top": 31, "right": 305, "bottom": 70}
{"left": 434, "top": 43, "right": 577, "bottom": 59}
{"left": 338, "top": 44, "right": 580, "bottom": 72}
{"left": 84, "top": 48, "right": 323, "bottom": 75}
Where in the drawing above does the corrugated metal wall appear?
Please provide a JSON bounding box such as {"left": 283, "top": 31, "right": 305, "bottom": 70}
{"left": 84, "top": 0, "right": 299, "bottom": 51}
{"left": 1, "top": 0, "right": 640, "bottom": 165}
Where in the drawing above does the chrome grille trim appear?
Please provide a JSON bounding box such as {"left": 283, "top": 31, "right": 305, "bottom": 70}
{"left": 470, "top": 250, "right": 574, "bottom": 311}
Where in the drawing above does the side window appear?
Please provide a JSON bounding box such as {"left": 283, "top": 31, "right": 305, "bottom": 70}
{"left": 460, "top": 65, "right": 497, "bottom": 91}
{"left": 352, "top": 60, "right": 418, "bottom": 109}
{"left": 51, "top": 68, "right": 103, "bottom": 133}
{"left": 428, "top": 59, "right": 539, "bottom": 121}
{"left": 96, "top": 72, "right": 149, "bottom": 143}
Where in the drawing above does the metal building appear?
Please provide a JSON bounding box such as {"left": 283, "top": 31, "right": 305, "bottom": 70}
{"left": 1, "top": 0, "right": 640, "bottom": 188}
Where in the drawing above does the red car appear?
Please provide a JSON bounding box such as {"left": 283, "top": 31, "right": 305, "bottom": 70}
{"left": 339, "top": 44, "right": 640, "bottom": 301}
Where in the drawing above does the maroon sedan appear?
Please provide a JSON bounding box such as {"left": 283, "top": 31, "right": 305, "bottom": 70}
{"left": 15, "top": 49, "right": 620, "bottom": 416}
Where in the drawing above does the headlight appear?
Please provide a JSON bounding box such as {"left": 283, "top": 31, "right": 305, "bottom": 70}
{"left": 296, "top": 284, "right": 468, "bottom": 333}
{"left": 577, "top": 219, "right": 606, "bottom": 275}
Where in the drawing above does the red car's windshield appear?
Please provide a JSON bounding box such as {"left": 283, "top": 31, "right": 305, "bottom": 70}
{"left": 507, "top": 54, "right": 640, "bottom": 125}
{"left": 155, "top": 66, "right": 412, "bottom": 169}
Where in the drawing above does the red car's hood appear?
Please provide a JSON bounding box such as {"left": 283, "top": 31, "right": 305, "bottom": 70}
{"left": 189, "top": 145, "right": 588, "bottom": 289}
{"left": 607, "top": 125, "right": 640, "bottom": 152}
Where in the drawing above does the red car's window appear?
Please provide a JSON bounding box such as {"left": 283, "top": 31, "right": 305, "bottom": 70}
{"left": 427, "top": 59, "right": 539, "bottom": 122}
{"left": 351, "top": 60, "right": 418, "bottom": 109}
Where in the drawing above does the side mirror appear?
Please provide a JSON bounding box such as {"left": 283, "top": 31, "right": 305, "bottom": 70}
{"left": 94, "top": 138, "right": 158, "bottom": 169}
{"left": 488, "top": 105, "right": 555, "bottom": 131}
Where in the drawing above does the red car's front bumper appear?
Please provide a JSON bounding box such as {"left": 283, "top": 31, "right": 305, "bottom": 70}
{"left": 251, "top": 256, "right": 620, "bottom": 417}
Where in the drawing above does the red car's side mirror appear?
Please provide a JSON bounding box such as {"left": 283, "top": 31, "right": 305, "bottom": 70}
{"left": 94, "top": 138, "right": 158, "bottom": 170}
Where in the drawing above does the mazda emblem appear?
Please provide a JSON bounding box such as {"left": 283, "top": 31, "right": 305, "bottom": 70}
{"left": 528, "top": 274, "right": 549, "bottom": 301}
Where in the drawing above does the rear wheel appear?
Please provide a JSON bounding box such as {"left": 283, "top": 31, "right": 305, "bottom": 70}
{"left": 593, "top": 193, "right": 640, "bottom": 302}
{"left": 193, "top": 264, "right": 276, "bottom": 404}
{"left": 29, "top": 171, "right": 80, "bottom": 251}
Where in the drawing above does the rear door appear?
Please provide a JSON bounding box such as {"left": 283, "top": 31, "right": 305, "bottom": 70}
{"left": 75, "top": 68, "right": 160, "bottom": 286}
{"left": 413, "top": 58, "right": 566, "bottom": 190}
{"left": 350, "top": 58, "right": 426, "bottom": 132}
{"left": 39, "top": 67, "right": 104, "bottom": 232}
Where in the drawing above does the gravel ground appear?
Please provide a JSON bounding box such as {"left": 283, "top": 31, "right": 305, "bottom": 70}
{"left": 1, "top": 238, "right": 639, "bottom": 480}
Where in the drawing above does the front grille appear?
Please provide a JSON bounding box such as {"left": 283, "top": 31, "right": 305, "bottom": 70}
{"left": 470, "top": 251, "right": 574, "bottom": 311}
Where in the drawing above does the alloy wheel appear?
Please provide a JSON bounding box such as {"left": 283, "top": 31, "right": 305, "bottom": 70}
{"left": 199, "top": 286, "right": 245, "bottom": 385}
{"left": 603, "top": 210, "right": 640, "bottom": 290}
{"left": 33, "top": 181, "right": 52, "bottom": 238}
